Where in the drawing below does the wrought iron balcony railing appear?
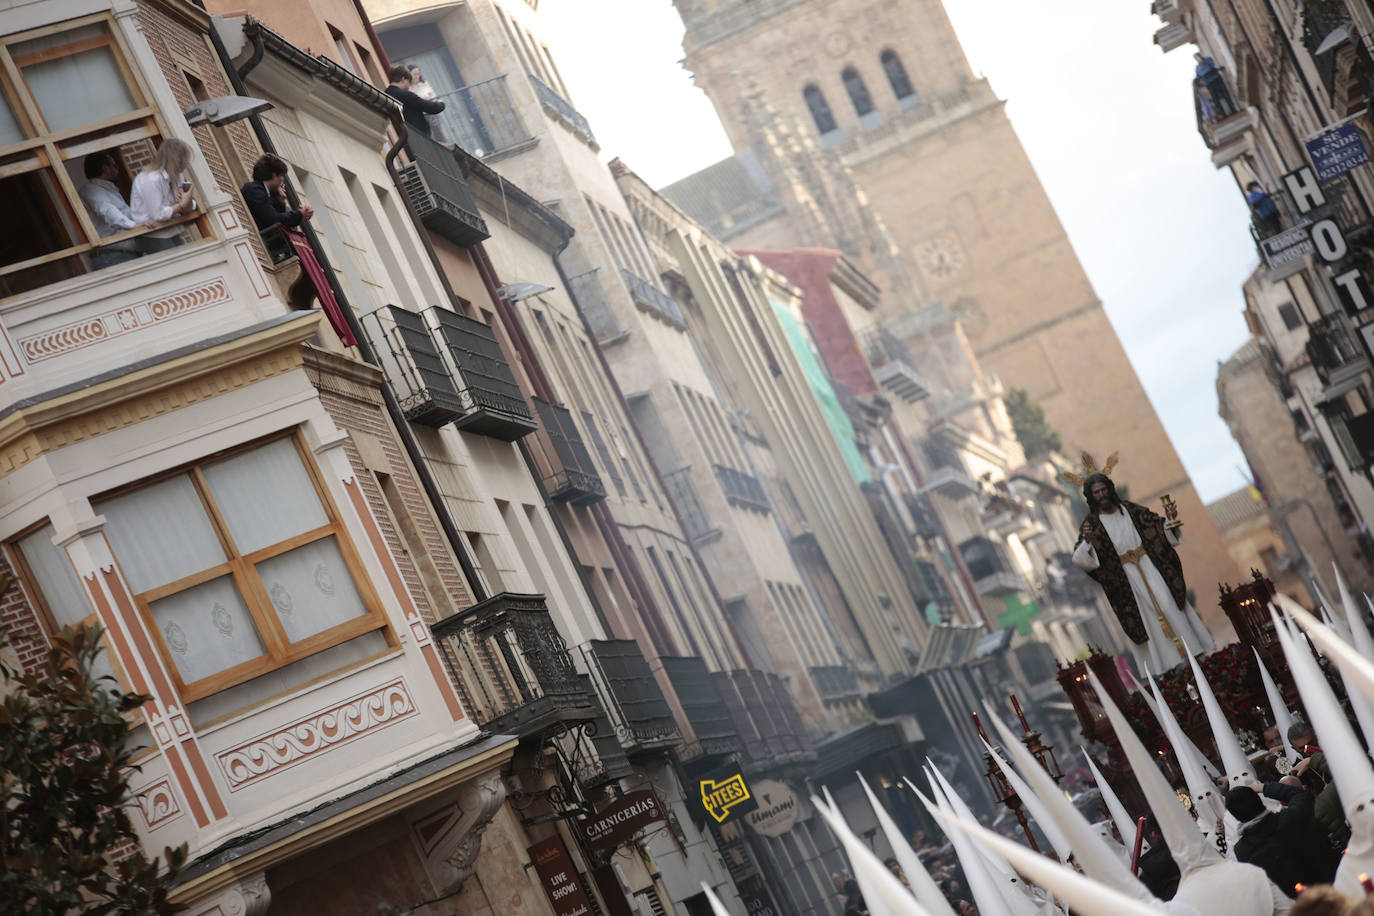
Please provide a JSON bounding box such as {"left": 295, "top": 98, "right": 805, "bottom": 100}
{"left": 1307, "top": 311, "right": 1369, "bottom": 386}
{"left": 960, "top": 535, "right": 1023, "bottom": 597}
{"left": 662, "top": 467, "right": 716, "bottom": 542}
{"left": 396, "top": 131, "right": 489, "bottom": 248}
{"left": 713, "top": 464, "right": 771, "bottom": 513}
{"left": 659, "top": 655, "right": 739, "bottom": 760}
{"left": 565, "top": 267, "right": 624, "bottom": 344}
{"left": 430, "top": 74, "right": 533, "bottom": 158}
{"left": 431, "top": 592, "right": 600, "bottom": 737}
{"left": 621, "top": 267, "right": 686, "bottom": 329}
{"left": 713, "top": 669, "right": 811, "bottom": 767}
{"left": 362, "top": 306, "right": 536, "bottom": 439}
{"left": 809, "top": 664, "right": 861, "bottom": 701}
{"left": 530, "top": 398, "right": 605, "bottom": 505}
{"left": 528, "top": 74, "right": 597, "bottom": 147}
{"left": 581, "top": 640, "right": 681, "bottom": 756}
{"left": 861, "top": 326, "right": 930, "bottom": 402}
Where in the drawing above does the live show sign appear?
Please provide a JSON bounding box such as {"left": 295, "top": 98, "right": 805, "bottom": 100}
{"left": 527, "top": 835, "right": 595, "bottom": 916}
{"left": 578, "top": 789, "right": 666, "bottom": 852}
{"left": 1306, "top": 122, "right": 1370, "bottom": 182}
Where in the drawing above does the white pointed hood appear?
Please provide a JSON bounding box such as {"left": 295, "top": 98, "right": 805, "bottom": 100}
{"left": 1085, "top": 669, "right": 1218, "bottom": 871}
{"left": 1083, "top": 749, "right": 1144, "bottom": 855}
{"left": 857, "top": 774, "right": 957, "bottom": 916}
{"left": 1252, "top": 648, "right": 1298, "bottom": 764}
{"left": 983, "top": 706, "right": 1154, "bottom": 903}
{"left": 1144, "top": 669, "right": 1225, "bottom": 844}
{"left": 926, "top": 806, "right": 1174, "bottom": 916}
{"left": 1271, "top": 598, "right": 1374, "bottom": 900}
{"left": 812, "top": 794, "right": 921, "bottom": 916}
{"left": 1333, "top": 566, "right": 1374, "bottom": 754}
{"left": 1182, "top": 640, "right": 1255, "bottom": 786}
{"left": 701, "top": 883, "right": 735, "bottom": 916}
{"left": 912, "top": 774, "right": 1023, "bottom": 916}
{"left": 1136, "top": 665, "right": 1220, "bottom": 782}
{"left": 979, "top": 737, "right": 1072, "bottom": 863}
{"left": 926, "top": 761, "right": 1020, "bottom": 890}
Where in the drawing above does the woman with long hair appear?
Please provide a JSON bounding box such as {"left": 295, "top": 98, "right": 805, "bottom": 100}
{"left": 130, "top": 137, "right": 197, "bottom": 253}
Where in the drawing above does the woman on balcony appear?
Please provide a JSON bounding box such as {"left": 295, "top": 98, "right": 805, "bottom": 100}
{"left": 130, "top": 138, "right": 197, "bottom": 254}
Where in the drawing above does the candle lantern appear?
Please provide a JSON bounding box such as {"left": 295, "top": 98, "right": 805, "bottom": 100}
{"left": 975, "top": 695, "right": 1063, "bottom": 852}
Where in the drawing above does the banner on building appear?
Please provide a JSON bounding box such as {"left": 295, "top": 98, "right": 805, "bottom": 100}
{"left": 745, "top": 779, "right": 800, "bottom": 837}
{"left": 578, "top": 789, "right": 666, "bottom": 852}
{"left": 1260, "top": 223, "right": 1314, "bottom": 270}
{"left": 692, "top": 762, "right": 758, "bottom": 825}
{"left": 527, "top": 836, "right": 595, "bottom": 916}
{"left": 1306, "top": 122, "right": 1370, "bottom": 182}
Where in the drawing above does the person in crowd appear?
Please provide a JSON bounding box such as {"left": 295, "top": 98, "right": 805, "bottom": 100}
{"left": 840, "top": 876, "right": 868, "bottom": 916}
{"left": 1135, "top": 817, "right": 1181, "bottom": 901}
{"left": 241, "top": 154, "right": 313, "bottom": 230}
{"left": 385, "top": 64, "right": 445, "bottom": 138}
{"left": 78, "top": 150, "right": 155, "bottom": 270}
{"left": 408, "top": 64, "right": 447, "bottom": 142}
{"left": 1248, "top": 182, "right": 1284, "bottom": 238}
{"left": 1289, "top": 718, "right": 1350, "bottom": 848}
{"left": 1195, "top": 52, "right": 1237, "bottom": 118}
{"left": 1291, "top": 885, "right": 1353, "bottom": 916}
{"left": 1227, "top": 778, "right": 1341, "bottom": 897}
{"left": 130, "top": 137, "right": 196, "bottom": 253}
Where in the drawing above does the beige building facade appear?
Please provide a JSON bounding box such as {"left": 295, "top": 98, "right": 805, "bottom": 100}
{"left": 665, "top": 0, "right": 1241, "bottom": 637}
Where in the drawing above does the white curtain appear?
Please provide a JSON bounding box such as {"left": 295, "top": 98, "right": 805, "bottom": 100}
{"left": 15, "top": 25, "right": 135, "bottom": 134}
{"left": 148, "top": 573, "right": 264, "bottom": 684}
{"left": 255, "top": 536, "right": 367, "bottom": 642}
{"left": 202, "top": 438, "right": 328, "bottom": 555}
{"left": 18, "top": 523, "right": 91, "bottom": 628}
{"left": 0, "top": 94, "right": 21, "bottom": 147}
{"left": 100, "top": 473, "right": 225, "bottom": 593}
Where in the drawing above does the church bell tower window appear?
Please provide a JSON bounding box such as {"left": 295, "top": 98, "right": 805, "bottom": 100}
{"left": 881, "top": 50, "right": 919, "bottom": 108}
{"left": 803, "top": 84, "right": 838, "bottom": 135}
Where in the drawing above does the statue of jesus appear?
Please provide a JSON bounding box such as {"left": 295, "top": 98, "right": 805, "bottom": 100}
{"left": 1071, "top": 470, "right": 1215, "bottom": 671}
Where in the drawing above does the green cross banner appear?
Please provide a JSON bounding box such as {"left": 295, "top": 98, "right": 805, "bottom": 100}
{"left": 998, "top": 594, "right": 1040, "bottom": 635}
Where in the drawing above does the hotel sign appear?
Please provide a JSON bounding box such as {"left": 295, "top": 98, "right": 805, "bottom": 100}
{"left": 578, "top": 790, "right": 666, "bottom": 852}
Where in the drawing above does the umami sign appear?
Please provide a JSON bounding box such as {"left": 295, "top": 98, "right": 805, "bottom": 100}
{"left": 528, "top": 835, "right": 594, "bottom": 916}
{"left": 744, "top": 779, "right": 799, "bottom": 837}
{"left": 578, "top": 789, "right": 665, "bottom": 852}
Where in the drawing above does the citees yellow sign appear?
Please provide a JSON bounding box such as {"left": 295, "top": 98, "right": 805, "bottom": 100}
{"left": 698, "top": 767, "right": 757, "bottom": 824}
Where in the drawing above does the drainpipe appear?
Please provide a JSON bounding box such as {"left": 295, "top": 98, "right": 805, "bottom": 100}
{"left": 209, "top": 14, "right": 490, "bottom": 602}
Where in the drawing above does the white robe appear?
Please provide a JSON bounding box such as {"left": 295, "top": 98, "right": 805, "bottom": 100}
{"left": 1072, "top": 507, "right": 1216, "bottom": 671}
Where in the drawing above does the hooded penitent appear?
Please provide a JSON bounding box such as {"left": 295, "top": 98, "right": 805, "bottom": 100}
{"left": 701, "top": 883, "right": 735, "bottom": 916}
{"left": 1135, "top": 671, "right": 1220, "bottom": 782}
{"left": 857, "top": 774, "right": 956, "bottom": 916}
{"left": 1145, "top": 669, "right": 1228, "bottom": 853}
{"left": 911, "top": 775, "right": 1027, "bottom": 916}
{"left": 1333, "top": 567, "right": 1374, "bottom": 756}
{"left": 812, "top": 794, "right": 916, "bottom": 916}
{"left": 1083, "top": 748, "right": 1144, "bottom": 856}
{"left": 980, "top": 738, "right": 1072, "bottom": 863}
{"left": 1085, "top": 671, "right": 1291, "bottom": 915}
{"left": 926, "top": 763, "right": 1023, "bottom": 894}
{"left": 1183, "top": 639, "right": 1257, "bottom": 787}
{"left": 1274, "top": 596, "right": 1374, "bottom": 902}
{"left": 1253, "top": 648, "right": 1298, "bottom": 764}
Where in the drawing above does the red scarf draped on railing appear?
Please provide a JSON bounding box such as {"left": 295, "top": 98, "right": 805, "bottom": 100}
{"left": 284, "top": 227, "right": 357, "bottom": 347}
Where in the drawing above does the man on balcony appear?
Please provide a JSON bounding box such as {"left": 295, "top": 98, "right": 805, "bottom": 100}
{"left": 1247, "top": 182, "right": 1283, "bottom": 238}
{"left": 1195, "top": 53, "right": 1237, "bottom": 119}
{"left": 241, "top": 154, "right": 314, "bottom": 230}
{"left": 386, "top": 64, "right": 446, "bottom": 139}
{"left": 78, "top": 151, "right": 156, "bottom": 271}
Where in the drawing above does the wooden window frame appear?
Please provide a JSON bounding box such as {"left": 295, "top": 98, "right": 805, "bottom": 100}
{"left": 92, "top": 430, "right": 393, "bottom": 703}
{"left": 0, "top": 14, "right": 210, "bottom": 290}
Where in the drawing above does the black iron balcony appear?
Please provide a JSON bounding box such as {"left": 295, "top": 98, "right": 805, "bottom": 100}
{"left": 809, "top": 664, "right": 861, "bottom": 701}
{"left": 713, "top": 669, "right": 811, "bottom": 768}
{"left": 582, "top": 640, "right": 681, "bottom": 756}
{"left": 1192, "top": 69, "right": 1251, "bottom": 156}
{"left": 530, "top": 398, "right": 605, "bottom": 505}
{"left": 713, "top": 464, "right": 771, "bottom": 513}
{"left": 528, "top": 74, "right": 597, "bottom": 147}
{"left": 1307, "top": 311, "right": 1369, "bottom": 387}
{"left": 431, "top": 592, "right": 600, "bottom": 737}
{"left": 662, "top": 467, "right": 717, "bottom": 542}
{"left": 396, "top": 131, "right": 489, "bottom": 248}
{"left": 565, "top": 268, "right": 625, "bottom": 344}
{"left": 959, "top": 535, "right": 1023, "bottom": 598}
{"left": 431, "top": 308, "right": 537, "bottom": 440}
{"left": 621, "top": 268, "right": 686, "bottom": 329}
{"left": 861, "top": 326, "right": 930, "bottom": 402}
{"left": 430, "top": 74, "right": 533, "bottom": 158}
{"left": 362, "top": 305, "right": 467, "bottom": 427}
{"left": 904, "top": 491, "right": 943, "bottom": 540}
{"left": 660, "top": 655, "right": 739, "bottom": 760}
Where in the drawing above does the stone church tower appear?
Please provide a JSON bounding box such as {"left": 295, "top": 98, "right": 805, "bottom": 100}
{"left": 668, "top": 0, "right": 1241, "bottom": 633}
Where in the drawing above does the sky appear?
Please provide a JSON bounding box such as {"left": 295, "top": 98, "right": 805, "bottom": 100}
{"left": 539, "top": 0, "right": 1259, "bottom": 504}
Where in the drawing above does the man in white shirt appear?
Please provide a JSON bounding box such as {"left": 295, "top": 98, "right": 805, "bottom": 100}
{"left": 78, "top": 152, "right": 154, "bottom": 270}
{"left": 1071, "top": 472, "right": 1215, "bottom": 671}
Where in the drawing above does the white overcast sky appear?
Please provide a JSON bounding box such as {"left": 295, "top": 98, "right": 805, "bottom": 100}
{"left": 539, "top": 0, "right": 1259, "bottom": 503}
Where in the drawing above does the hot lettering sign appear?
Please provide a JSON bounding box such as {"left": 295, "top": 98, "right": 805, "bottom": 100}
{"left": 527, "top": 835, "right": 595, "bottom": 916}
{"left": 1281, "top": 166, "right": 1374, "bottom": 324}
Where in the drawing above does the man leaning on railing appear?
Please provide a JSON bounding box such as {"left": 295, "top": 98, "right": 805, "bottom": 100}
{"left": 1194, "top": 52, "right": 1236, "bottom": 120}
{"left": 78, "top": 151, "right": 157, "bottom": 271}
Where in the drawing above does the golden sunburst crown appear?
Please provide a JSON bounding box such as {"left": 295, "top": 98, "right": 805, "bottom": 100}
{"left": 1057, "top": 450, "right": 1119, "bottom": 487}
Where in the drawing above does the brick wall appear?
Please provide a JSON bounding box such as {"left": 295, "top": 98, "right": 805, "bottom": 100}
{"left": 0, "top": 550, "right": 48, "bottom": 677}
